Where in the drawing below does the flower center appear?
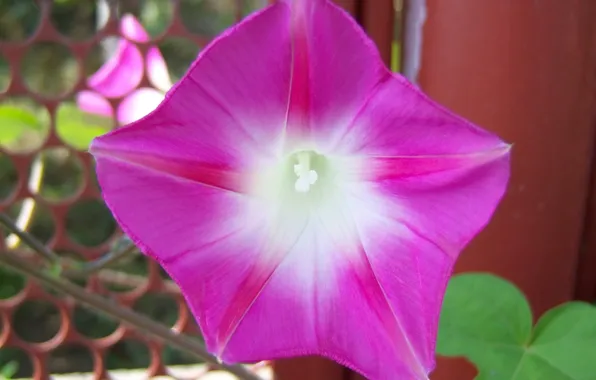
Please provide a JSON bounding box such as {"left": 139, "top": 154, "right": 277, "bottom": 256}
{"left": 248, "top": 149, "right": 342, "bottom": 210}
{"left": 293, "top": 151, "right": 319, "bottom": 192}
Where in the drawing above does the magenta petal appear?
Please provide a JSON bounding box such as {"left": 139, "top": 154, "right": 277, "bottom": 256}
{"left": 283, "top": 0, "right": 386, "bottom": 150}
{"left": 120, "top": 14, "right": 150, "bottom": 42}
{"left": 94, "top": 156, "right": 280, "bottom": 353}
{"left": 335, "top": 75, "right": 505, "bottom": 156}
{"left": 92, "top": 3, "right": 291, "bottom": 167}
{"left": 348, "top": 203, "right": 454, "bottom": 378}
{"left": 174, "top": 3, "right": 291, "bottom": 147}
{"left": 147, "top": 47, "right": 172, "bottom": 92}
{"left": 370, "top": 153, "right": 510, "bottom": 258}
{"left": 119, "top": 15, "right": 172, "bottom": 92}
{"left": 87, "top": 37, "right": 144, "bottom": 98}
{"left": 75, "top": 91, "right": 112, "bottom": 117}
{"left": 334, "top": 72, "right": 511, "bottom": 255}
{"left": 116, "top": 87, "right": 164, "bottom": 125}
{"left": 363, "top": 148, "right": 510, "bottom": 181}
{"left": 217, "top": 204, "right": 433, "bottom": 379}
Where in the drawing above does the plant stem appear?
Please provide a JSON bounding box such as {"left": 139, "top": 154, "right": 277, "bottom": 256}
{"left": 0, "top": 214, "right": 264, "bottom": 380}
{"left": 0, "top": 212, "right": 60, "bottom": 263}
{"left": 76, "top": 242, "right": 138, "bottom": 275}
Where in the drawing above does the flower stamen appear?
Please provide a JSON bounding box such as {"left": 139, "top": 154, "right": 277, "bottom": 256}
{"left": 294, "top": 151, "right": 318, "bottom": 192}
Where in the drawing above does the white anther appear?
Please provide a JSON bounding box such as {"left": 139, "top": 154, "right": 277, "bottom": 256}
{"left": 293, "top": 153, "right": 318, "bottom": 192}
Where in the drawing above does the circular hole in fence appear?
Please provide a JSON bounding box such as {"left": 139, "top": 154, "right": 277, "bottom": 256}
{"left": 56, "top": 98, "right": 114, "bottom": 150}
{"left": 66, "top": 199, "right": 116, "bottom": 247}
{"left": 0, "top": 153, "right": 18, "bottom": 204}
{"left": 179, "top": 0, "right": 238, "bottom": 37}
{"left": 102, "top": 254, "right": 148, "bottom": 293}
{"left": 0, "top": 265, "right": 26, "bottom": 300}
{"left": 12, "top": 300, "right": 62, "bottom": 343}
{"left": 133, "top": 293, "right": 179, "bottom": 327}
{"left": 0, "top": 52, "right": 10, "bottom": 93}
{"left": 6, "top": 199, "right": 56, "bottom": 248}
{"left": 21, "top": 42, "right": 79, "bottom": 98}
{"left": 0, "top": 0, "right": 40, "bottom": 42}
{"left": 84, "top": 35, "right": 143, "bottom": 98}
{"left": 48, "top": 344, "right": 95, "bottom": 376}
{"left": 0, "top": 347, "right": 33, "bottom": 379}
{"left": 162, "top": 345, "right": 205, "bottom": 379}
{"left": 157, "top": 37, "right": 200, "bottom": 84}
{"left": 0, "top": 97, "right": 50, "bottom": 154}
{"left": 119, "top": 0, "right": 173, "bottom": 38}
{"left": 73, "top": 304, "right": 119, "bottom": 340}
{"left": 106, "top": 339, "right": 150, "bottom": 380}
{"left": 34, "top": 147, "right": 85, "bottom": 202}
{"left": 50, "top": 0, "right": 98, "bottom": 41}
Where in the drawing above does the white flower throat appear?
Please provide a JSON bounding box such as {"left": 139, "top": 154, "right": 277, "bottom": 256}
{"left": 249, "top": 148, "right": 353, "bottom": 213}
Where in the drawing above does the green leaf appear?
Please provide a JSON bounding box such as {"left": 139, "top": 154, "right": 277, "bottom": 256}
{"left": 437, "top": 273, "right": 596, "bottom": 379}
{"left": 0, "top": 361, "right": 18, "bottom": 379}
{"left": 0, "top": 105, "right": 41, "bottom": 145}
{"left": 56, "top": 103, "right": 112, "bottom": 150}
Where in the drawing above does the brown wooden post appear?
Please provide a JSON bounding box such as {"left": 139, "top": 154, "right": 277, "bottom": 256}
{"left": 360, "top": 0, "right": 395, "bottom": 66}
{"left": 408, "top": 0, "right": 596, "bottom": 378}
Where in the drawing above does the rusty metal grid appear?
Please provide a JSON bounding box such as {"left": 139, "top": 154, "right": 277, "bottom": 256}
{"left": 0, "top": 0, "right": 275, "bottom": 379}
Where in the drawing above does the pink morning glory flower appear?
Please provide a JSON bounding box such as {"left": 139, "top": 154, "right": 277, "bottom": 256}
{"left": 76, "top": 14, "right": 172, "bottom": 125}
{"left": 90, "top": 1, "right": 510, "bottom": 379}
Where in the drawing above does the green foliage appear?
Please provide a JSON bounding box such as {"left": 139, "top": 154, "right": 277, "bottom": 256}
{"left": 0, "top": 360, "right": 18, "bottom": 379}
{"left": 438, "top": 273, "right": 596, "bottom": 380}
{"left": 0, "top": 348, "right": 27, "bottom": 379}
{"left": 55, "top": 102, "right": 112, "bottom": 150}
{"left": 0, "top": 105, "right": 41, "bottom": 145}
{"left": 0, "top": 266, "right": 25, "bottom": 299}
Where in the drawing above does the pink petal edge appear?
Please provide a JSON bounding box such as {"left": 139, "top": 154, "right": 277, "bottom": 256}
{"left": 282, "top": 0, "right": 386, "bottom": 152}
{"left": 147, "top": 47, "right": 172, "bottom": 92}
{"left": 120, "top": 14, "right": 151, "bottom": 42}
{"left": 87, "top": 14, "right": 154, "bottom": 98}
{"left": 75, "top": 90, "right": 113, "bottom": 117}
{"left": 116, "top": 87, "right": 165, "bottom": 125}
{"left": 87, "top": 37, "right": 144, "bottom": 98}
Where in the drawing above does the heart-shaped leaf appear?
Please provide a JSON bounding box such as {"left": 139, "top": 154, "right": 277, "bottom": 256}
{"left": 437, "top": 273, "right": 596, "bottom": 379}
